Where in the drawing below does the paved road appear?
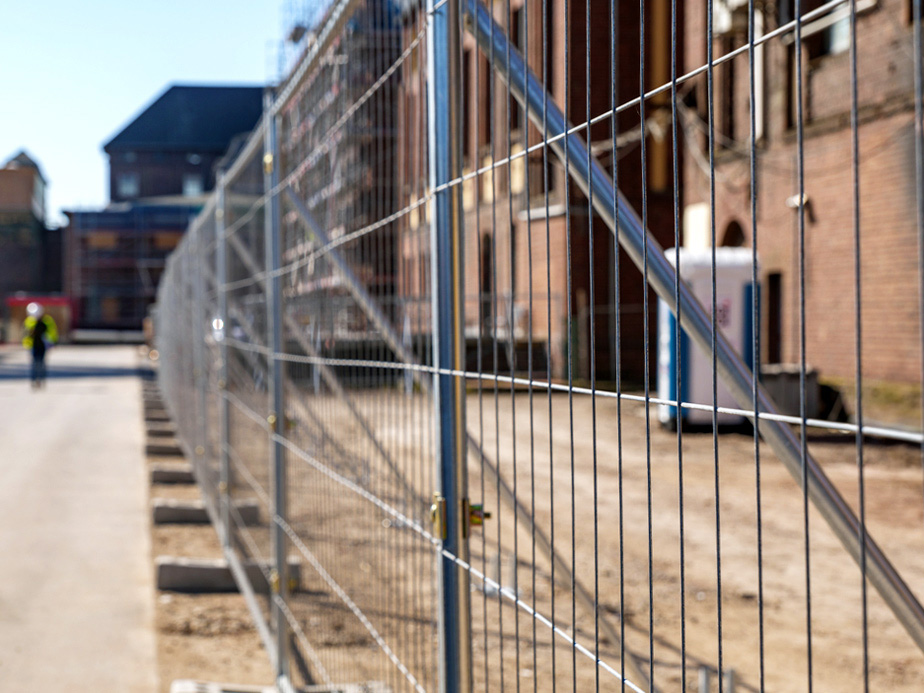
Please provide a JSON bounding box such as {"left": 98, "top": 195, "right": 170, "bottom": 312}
{"left": 0, "top": 345, "right": 157, "bottom": 691}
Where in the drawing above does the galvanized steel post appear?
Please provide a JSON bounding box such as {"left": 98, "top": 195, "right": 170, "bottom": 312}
{"left": 193, "top": 222, "right": 208, "bottom": 484}
{"left": 216, "top": 174, "right": 231, "bottom": 551}
{"left": 263, "top": 90, "right": 290, "bottom": 682}
{"left": 428, "top": 0, "right": 473, "bottom": 687}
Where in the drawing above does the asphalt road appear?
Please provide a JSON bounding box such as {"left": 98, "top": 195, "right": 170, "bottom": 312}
{"left": 0, "top": 345, "right": 157, "bottom": 691}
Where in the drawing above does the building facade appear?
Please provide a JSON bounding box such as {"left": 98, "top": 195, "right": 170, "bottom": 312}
{"left": 105, "top": 85, "right": 264, "bottom": 203}
{"left": 65, "top": 85, "right": 264, "bottom": 332}
{"left": 0, "top": 151, "right": 61, "bottom": 332}
{"left": 682, "top": 0, "right": 921, "bottom": 384}
{"left": 397, "top": 0, "right": 679, "bottom": 383}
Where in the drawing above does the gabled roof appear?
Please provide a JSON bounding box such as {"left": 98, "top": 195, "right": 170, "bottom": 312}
{"left": 103, "top": 85, "right": 264, "bottom": 154}
{"left": 3, "top": 149, "right": 46, "bottom": 182}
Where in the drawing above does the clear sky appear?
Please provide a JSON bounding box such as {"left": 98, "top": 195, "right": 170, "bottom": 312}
{"left": 0, "top": 0, "right": 293, "bottom": 227}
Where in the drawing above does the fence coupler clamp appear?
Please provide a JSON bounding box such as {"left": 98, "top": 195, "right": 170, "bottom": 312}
{"left": 469, "top": 504, "right": 490, "bottom": 527}
{"left": 430, "top": 493, "right": 447, "bottom": 540}
{"left": 269, "top": 569, "right": 280, "bottom": 594}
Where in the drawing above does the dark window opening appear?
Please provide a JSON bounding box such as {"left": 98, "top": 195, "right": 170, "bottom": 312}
{"left": 462, "top": 48, "right": 472, "bottom": 167}
{"left": 767, "top": 272, "right": 783, "bottom": 363}
{"left": 722, "top": 220, "right": 746, "bottom": 247}
{"left": 719, "top": 40, "right": 736, "bottom": 143}
{"left": 480, "top": 233, "right": 494, "bottom": 330}
{"left": 509, "top": 7, "right": 524, "bottom": 133}
{"left": 479, "top": 55, "right": 493, "bottom": 150}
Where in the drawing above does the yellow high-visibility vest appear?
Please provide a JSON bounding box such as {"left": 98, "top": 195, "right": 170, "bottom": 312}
{"left": 22, "top": 315, "right": 59, "bottom": 349}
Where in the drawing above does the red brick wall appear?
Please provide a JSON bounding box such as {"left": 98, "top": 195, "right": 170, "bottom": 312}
{"left": 683, "top": 0, "right": 922, "bottom": 384}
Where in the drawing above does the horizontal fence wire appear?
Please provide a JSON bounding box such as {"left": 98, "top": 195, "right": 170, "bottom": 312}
{"left": 154, "top": 0, "right": 924, "bottom": 690}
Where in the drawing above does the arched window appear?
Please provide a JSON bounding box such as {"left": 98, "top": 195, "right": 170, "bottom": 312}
{"left": 722, "top": 220, "right": 746, "bottom": 247}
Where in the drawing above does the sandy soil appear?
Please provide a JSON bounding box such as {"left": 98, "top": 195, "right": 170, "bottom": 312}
{"left": 271, "top": 386, "right": 924, "bottom": 692}
{"left": 145, "top": 440, "right": 274, "bottom": 689}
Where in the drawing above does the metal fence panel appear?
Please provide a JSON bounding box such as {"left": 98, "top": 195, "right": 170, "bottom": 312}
{"left": 156, "top": 0, "right": 924, "bottom": 690}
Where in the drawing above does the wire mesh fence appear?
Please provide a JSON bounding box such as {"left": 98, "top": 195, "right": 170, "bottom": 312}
{"left": 156, "top": 0, "right": 924, "bottom": 690}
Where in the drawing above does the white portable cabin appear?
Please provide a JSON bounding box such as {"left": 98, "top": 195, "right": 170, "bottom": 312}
{"left": 657, "top": 247, "right": 757, "bottom": 427}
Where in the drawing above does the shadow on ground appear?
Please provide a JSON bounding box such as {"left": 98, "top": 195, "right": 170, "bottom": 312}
{"left": 0, "top": 363, "right": 153, "bottom": 380}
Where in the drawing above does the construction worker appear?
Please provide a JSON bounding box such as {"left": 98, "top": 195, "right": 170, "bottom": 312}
{"left": 22, "top": 302, "right": 58, "bottom": 389}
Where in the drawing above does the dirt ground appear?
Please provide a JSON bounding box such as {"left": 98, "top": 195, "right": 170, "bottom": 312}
{"left": 271, "top": 385, "right": 924, "bottom": 692}
{"left": 148, "top": 359, "right": 924, "bottom": 691}
{"left": 143, "top": 382, "right": 274, "bottom": 691}
{"left": 458, "top": 390, "right": 924, "bottom": 692}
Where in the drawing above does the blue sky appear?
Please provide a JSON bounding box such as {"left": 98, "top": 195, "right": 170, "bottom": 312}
{"left": 0, "top": 1, "right": 294, "bottom": 226}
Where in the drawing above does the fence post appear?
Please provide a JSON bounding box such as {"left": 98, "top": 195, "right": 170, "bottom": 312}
{"left": 193, "top": 223, "right": 208, "bottom": 480}
{"left": 263, "top": 90, "right": 289, "bottom": 683}
{"left": 427, "top": 0, "right": 472, "bottom": 688}
{"left": 216, "top": 174, "right": 231, "bottom": 551}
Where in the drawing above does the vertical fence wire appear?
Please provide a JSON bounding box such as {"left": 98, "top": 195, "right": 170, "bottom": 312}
{"left": 153, "top": 1, "right": 924, "bottom": 690}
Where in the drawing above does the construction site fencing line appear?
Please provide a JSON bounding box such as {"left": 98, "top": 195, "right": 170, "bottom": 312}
{"left": 155, "top": 0, "right": 924, "bottom": 690}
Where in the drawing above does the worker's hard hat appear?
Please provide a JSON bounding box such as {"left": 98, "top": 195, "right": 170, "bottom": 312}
{"left": 26, "top": 302, "right": 44, "bottom": 318}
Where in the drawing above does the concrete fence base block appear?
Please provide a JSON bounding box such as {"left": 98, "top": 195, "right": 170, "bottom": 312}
{"left": 169, "top": 680, "right": 274, "bottom": 693}
{"left": 156, "top": 556, "right": 303, "bottom": 594}
{"left": 147, "top": 421, "right": 177, "bottom": 436}
{"left": 152, "top": 499, "right": 261, "bottom": 525}
{"left": 169, "top": 681, "right": 276, "bottom": 693}
{"left": 151, "top": 463, "right": 195, "bottom": 484}
{"left": 302, "top": 683, "right": 391, "bottom": 692}
{"left": 146, "top": 441, "right": 183, "bottom": 456}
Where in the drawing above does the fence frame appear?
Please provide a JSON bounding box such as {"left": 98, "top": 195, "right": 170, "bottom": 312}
{"left": 428, "top": 0, "right": 473, "bottom": 688}
{"left": 153, "top": 1, "right": 924, "bottom": 689}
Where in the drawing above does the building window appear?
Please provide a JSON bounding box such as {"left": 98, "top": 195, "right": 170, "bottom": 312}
{"left": 117, "top": 172, "right": 140, "bottom": 198}
{"left": 509, "top": 7, "right": 524, "bottom": 133}
{"left": 479, "top": 54, "right": 493, "bottom": 149}
{"left": 183, "top": 173, "right": 204, "bottom": 197}
{"left": 463, "top": 47, "right": 472, "bottom": 167}
{"left": 767, "top": 272, "right": 783, "bottom": 364}
{"left": 780, "top": 0, "right": 875, "bottom": 60}
{"left": 722, "top": 220, "right": 746, "bottom": 247}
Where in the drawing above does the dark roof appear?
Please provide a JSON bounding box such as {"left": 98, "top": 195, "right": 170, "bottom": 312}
{"left": 103, "top": 85, "right": 264, "bottom": 154}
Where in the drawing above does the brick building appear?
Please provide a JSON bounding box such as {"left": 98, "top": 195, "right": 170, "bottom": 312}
{"left": 682, "top": 0, "right": 921, "bottom": 384}
{"left": 0, "top": 151, "right": 62, "bottom": 319}
{"left": 277, "top": 0, "right": 401, "bottom": 354}
{"left": 64, "top": 85, "right": 263, "bottom": 332}
{"left": 397, "top": 0, "right": 678, "bottom": 383}
{"left": 105, "top": 85, "right": 264, "bottom": 203}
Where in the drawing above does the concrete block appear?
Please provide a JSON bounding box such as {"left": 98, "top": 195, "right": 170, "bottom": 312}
{"left": 169, "top": 683, "right": 275, "bottom": 693}
{"left": 151, "top": 463, "right": 195, "bottom": 484}
{"left": 169, "top": 681, "right": 274, "bottom": 693}
{"left": 146, "top": 440, "right": 183, "bottom": 456}
{"left": 152, "top": 498, "right": 261, "bottom": 525}
{"left": 147, "top": 421, "right": 176, "bottom": 436}
{"left": 145, "top": 410, "right": 171, "bottom": 423}
{"left": 156, "top": 556, "right": 303, "bottom": 594}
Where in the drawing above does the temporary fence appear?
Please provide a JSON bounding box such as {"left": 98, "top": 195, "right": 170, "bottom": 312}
{"left": 156, "top": 0, "right": 924, "bottom": 690}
